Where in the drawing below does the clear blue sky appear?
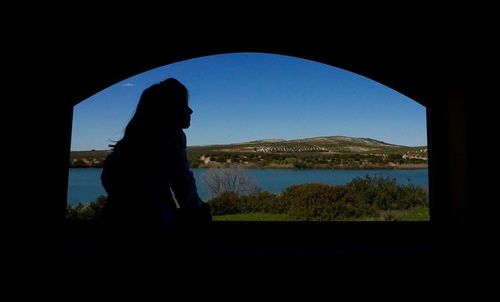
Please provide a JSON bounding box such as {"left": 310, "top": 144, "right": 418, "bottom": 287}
{"left": 71, "top": 52, "right": 427, "bottom": 151}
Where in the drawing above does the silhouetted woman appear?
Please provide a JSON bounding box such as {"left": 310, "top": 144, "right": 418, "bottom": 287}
{"left": 100, "top": 78, "right": 211, "bottom": 242}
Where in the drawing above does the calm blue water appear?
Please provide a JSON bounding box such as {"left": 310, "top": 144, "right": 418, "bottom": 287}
{"left": 67, "top": 168, "right": 428, "bottom": 205}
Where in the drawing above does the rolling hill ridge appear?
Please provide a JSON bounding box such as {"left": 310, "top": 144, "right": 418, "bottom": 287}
{"left": 70, "top": 135, "right": 427, "bottom": 169}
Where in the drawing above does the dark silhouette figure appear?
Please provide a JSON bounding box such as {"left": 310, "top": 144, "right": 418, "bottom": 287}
{"left": 99, "top": 78, "right": 211, "bottom": 255}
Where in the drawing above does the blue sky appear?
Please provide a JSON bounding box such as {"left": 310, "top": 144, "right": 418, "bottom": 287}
{"left": 71, "top": 52, "right": 427, "bottom": 150}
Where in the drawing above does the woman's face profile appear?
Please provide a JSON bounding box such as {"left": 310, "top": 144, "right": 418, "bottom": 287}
{"left": 180, "top": 104, "right": 193, "bottom": 129}
{"left": 174, "top": 97, "right": 193, "bottom": 129}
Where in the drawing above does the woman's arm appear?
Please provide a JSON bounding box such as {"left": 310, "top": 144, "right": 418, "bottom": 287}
{"left": 166, "top": 130, "right": 203, "bottom": 209}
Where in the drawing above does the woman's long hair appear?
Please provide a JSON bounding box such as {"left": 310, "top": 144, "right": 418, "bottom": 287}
{"left": 114, "top": 78, "right": 189, "bottom": 151}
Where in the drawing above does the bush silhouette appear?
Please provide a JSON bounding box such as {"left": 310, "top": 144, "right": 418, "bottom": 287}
{"left": 346, "top": 176, "right": 428, "bottom": 210}
{"left": 66, "top": 195, "right": 106, "bottom": 220}
{"left": 208, "top": 192, "right": 241, "bottom": 215}
{"left": 284, "top": 184, "right": 374, "bottom": 220}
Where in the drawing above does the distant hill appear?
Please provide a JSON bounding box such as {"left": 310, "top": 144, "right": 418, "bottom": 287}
{"left": 293, "top": 136, "right": 400, "bottom": 147}
{"left": 246, "top": 138, "right": 287, "bottom": 144}
{"left": 193, "top": 135, "right": 422, "bottom": 154}
{"left": 70, "top": 136, "right": 427, "bottom": 169}
{"left": 187, "top": 136, "right": 427, "bottom": 169}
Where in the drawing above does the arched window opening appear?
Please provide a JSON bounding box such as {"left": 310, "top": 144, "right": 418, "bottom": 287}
{"left": 67, "top": 53, "right": 428, "bottom": 222}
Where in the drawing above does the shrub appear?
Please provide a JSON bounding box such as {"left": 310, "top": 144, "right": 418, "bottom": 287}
{"left": 346, "top": 176, "right": 428, "bottom": 210}
{"left": 239, "top": 192, "right": 291, "bottom": 214}
{"left": 284, "top": 184, "right": 375, "bottom": 221}
{"left": 294, "top": 161, "right": 313, "bottom": 169}
{"left": 66, "top": 195, "right": 106, "bottom": 220}
{"left": 208, "top": 191, "right": 241, "bottom": 215}
{"left": 396, "top": 185, "right": 429, "bottom": 209}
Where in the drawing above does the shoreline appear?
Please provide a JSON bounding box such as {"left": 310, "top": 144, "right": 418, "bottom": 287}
{"left": 69, "top": 164, "right": 428, "bottom": 170}
{"left": 193, "top": 161, "right": 427, "bottom": 170}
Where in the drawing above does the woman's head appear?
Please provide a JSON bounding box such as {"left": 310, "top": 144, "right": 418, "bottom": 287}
{"left": 120, "top": 78, "right": 193, "bottom": 145}
{"left": 136, "top": 78, "right": 192, "bottom": 129}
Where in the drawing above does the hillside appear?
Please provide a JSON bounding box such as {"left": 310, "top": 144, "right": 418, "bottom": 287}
{"left": 213, "top": 136, "right": 403, "bottom": 153}
{"left": 70, "top": 136, "right": 427, "bottom": 169}
{"left": 69, "top": 149, "right": 111, "bottom": 167}
{"left": 188, "top": 136, "right": 427, "bottom": 169}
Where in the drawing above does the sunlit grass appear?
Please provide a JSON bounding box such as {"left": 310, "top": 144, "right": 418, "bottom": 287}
{"left": 387, "top": 206, "right": 430, "bottom": 221}
{"left": 212, "top": 206, "right": 429, "bottom": 221}
{"left": 213, "top": 213, "right": 292, "bottom": 221}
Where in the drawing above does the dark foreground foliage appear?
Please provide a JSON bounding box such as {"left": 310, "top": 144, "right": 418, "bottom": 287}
{"left": 66, "top": 176, "right": 428, "bottom": 221}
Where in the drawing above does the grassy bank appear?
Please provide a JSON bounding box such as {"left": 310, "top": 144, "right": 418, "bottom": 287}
{"left": 212, "top": 207, "right": 429, "bottom": 221}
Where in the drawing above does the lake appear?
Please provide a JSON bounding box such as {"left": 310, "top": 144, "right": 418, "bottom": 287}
{"left": 67, "top": 168, "right": 428, "bottom": 205}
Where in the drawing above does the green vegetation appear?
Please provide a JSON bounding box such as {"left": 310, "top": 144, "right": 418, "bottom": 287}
{"left": 67, "top": 176, "right": 429, "bottom": 221}
{"left": 66, "top": 195, "right": 106, "bottom": 220}
{"left": 188, "top": 136, "right": 427, "bottom": 169}
{"left": 208, "top": 176, "right": 429, "bottom": 221}
{"left": 213, "top": 213, "right": 292, "bottom": 221}
{"left": 70, "top": 150, "right": 111, "bottom": 168}
{"left": 70, "top": 136, "right": 427, "bottom": 169}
